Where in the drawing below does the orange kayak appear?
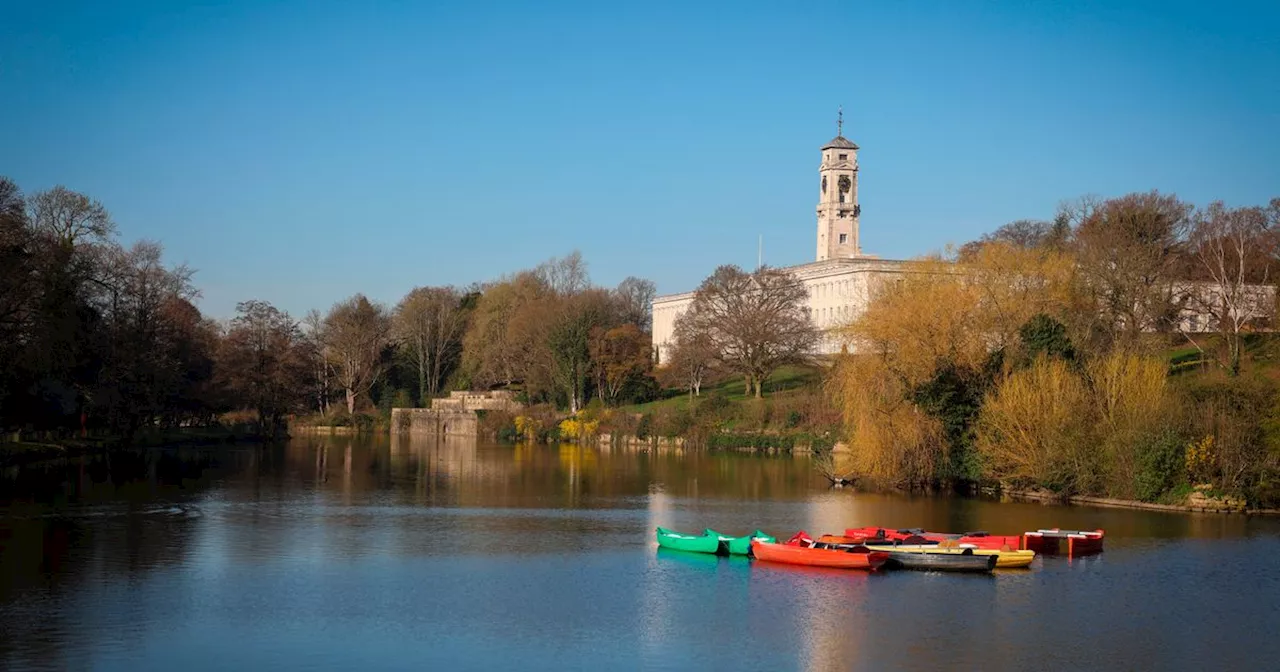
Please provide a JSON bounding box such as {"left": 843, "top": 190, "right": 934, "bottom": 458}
{"left": 751, "top": 532, "right": 889, "bottom": 570}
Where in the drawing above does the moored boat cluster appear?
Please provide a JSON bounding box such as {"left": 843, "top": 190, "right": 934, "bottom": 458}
{"left": 655, "top": 526, "right": 1105, "bottom": 573}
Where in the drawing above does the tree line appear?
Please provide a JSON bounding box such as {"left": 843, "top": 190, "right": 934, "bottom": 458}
{"left": 0, "top": 177, "right": 660, "bottom": 439}
{"left": 830, "top": 190, "right": 1280, "bottom": 506}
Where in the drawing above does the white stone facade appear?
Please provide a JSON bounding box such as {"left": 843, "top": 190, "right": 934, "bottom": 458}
{"left": 652, "top": 124, "right": 905, "bottom": 365}
{"left": 652, "top": 257, "right": 909, "bottom": 364}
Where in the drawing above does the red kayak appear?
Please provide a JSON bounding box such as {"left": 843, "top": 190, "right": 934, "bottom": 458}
{"left": 843, "top": 526, "right": 1022, "bottom": 550}
{"left": 1022, "top": 528, "right": 1104, "bottom": 557}
{"left": 751, "top": 532, "right": 889, "bottom": 570}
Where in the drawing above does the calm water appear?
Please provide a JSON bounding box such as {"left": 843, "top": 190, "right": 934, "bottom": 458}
{"left": 2, "top": 435, "right": 1279, "bottom": 671}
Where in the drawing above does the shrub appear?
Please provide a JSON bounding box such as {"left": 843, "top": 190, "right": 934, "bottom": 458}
{"left": 1088, "top": 352, "right": 1171, "bottom": 498}
{"left": 975, "top": 357, "right": 1094, "bottom": 493}
{"left": 1135, "top": 430, "right": 1187, "bottom": 502}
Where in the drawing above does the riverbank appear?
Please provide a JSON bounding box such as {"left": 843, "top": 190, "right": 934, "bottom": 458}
{"left": 1001, "top": 486, "right": 1280, "bottom": 516}
{"left": 0, "top": 425, "right": 278, "bottom": 466}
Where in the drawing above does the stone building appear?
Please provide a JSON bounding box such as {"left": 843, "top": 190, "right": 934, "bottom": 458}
{"left": 650, "top": 118, "right": 1274, "bottom": 365}
{"left": 390, "top": 390, "right": 523, "bottom": 436}
{"left": 652, "top": 117, "right": 911, "bottom": 364}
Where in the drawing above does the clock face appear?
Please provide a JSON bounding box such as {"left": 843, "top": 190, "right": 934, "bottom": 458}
{"left": 822, "top": 176, "right": 827, "bottom": 193}
{"left": 838, "top": 175, "right": 851, "bottom": 192}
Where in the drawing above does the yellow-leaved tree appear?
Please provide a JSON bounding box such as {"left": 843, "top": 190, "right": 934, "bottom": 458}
{"left": 829, "top": 242, "right": 1076, "bottom": 487}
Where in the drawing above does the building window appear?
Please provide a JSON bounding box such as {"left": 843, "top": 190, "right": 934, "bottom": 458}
{"left": 838, "top": 154, "right": 847, "bottom": 160}
{"left": 838, "top": 233, "right": 848, "bottom": 244}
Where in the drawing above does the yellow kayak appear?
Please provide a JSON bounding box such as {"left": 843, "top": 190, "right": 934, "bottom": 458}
{"left": 864, "top": 544, "right": 1036, "bottom": 569}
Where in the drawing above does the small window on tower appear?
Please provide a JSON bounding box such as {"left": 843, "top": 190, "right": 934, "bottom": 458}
{"left": 839, "top": 233, "right": 848, "bottom": 244}
{"left": 838, "top": 154, "right": 847, "bottom": 160}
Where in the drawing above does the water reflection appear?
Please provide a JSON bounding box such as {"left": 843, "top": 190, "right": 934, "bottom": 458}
{"left": 0, "top": 435, "right": 1278, "bottom": 670}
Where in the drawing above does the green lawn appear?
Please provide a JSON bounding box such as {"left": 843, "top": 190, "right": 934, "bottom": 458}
{"left": 623, "top": 364, "right": 824, "bottom": 415}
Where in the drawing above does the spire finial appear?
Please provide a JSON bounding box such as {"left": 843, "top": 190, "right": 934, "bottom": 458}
{"left": 837, "top": 105, "right": 843, "bottom": 136}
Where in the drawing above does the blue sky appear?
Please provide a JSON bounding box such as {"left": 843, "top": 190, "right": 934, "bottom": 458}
{"left": 3, "top": 0, "right": 1278, "bottom": 319}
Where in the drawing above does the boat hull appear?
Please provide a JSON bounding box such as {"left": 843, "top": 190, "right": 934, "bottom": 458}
{"left": 1022, "top": 529, "right": 1105, "bottom": 557}
{"left": 751, "top": 539, "right": 889, "bottom": 570}
{"left": 861, "top": 543, "right": 1036, "bottom": 569}
{"left": 655, "top": 527, "right": 723, "bottom": 554}
{"left": 884, "top": 550, "right": 997, "bottom": 573}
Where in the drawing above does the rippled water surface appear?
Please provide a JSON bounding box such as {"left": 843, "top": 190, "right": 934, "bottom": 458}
{"left": 2, "top": 434, "right": 1279, "bottom": 670}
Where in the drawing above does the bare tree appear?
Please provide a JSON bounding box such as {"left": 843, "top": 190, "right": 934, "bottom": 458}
{"left": 393, "top": 286, "right": 471, "bottom": 404}
{"left": 0, "top": 178, "right": 31, "bottom": 356}
{"left": 546, "top": 289, "right": 613, "bottom": 412}
{"left": 1183, "top": 202, "right": 1278, "bottom": 375}
{"left": 1073, "top": 191, "right": 1192, "bottom": 347}
{"left": 659, "top": 312, "right": 721, "bottom": 399}
{"left": 535, "top": 250, "right": 589, "bottom": 297}
{"left": 682, "top": 265, "right": 818, "bottom": 398}
{"left": 613, "top": 276, "right": 656, "bottom": 331}
{"left": 322, "top": 294, "right": 391, "bottom": 414}
{"left": 957, "top": 219, "right": 1060, "bottom": 261}
{"left": 29, "top": 186, "right": 115, "bottom": 247}
{"left": 300, "top": 309, "right": 333, "bottom": 416}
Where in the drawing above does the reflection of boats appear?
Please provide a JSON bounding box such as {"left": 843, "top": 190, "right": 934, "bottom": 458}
{"left": 654, "top": 527, "right": 775, "bottom": 555}
{"left": 815, "top": 535, "right": 995, "bottom": 573}
{"left": 1023, "top": 528, "right": 1105, "bottom": 557}
{"left": 751, "top": 532, "right": 889, "bottom": 570}
{"left": 655, "top": 546, "right": 724, "bottom": 568}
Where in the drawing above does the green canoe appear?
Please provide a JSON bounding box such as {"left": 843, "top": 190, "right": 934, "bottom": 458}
{"left": 709, "top": 529, "right": 776, "bottom": 556}
{"left": 655, "top": 527, "right": 776, "bottom": 555}
{"left": 655, "top": 527, "right": 724, "bottom": 554}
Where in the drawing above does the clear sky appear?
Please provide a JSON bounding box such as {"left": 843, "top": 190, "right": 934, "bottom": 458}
{"left": 3, "top": 0, "right": 1278, "bottom": 319}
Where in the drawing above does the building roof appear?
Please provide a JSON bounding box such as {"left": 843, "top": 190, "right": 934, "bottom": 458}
{"left": 822, "top": 135, "right": 859, "bottom": 150}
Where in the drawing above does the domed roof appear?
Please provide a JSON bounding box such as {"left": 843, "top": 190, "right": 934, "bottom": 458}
{"left": 822, "top": 135, "right": 859, "bottom": 150}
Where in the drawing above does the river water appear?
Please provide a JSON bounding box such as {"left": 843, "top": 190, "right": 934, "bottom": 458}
{"left": 1, "top": 434, "right": 1278, "bottom": 671}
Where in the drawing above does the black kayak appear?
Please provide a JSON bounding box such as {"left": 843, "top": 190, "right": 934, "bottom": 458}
{"left": 884, "top": 549, "right": 997, "bottom": 573}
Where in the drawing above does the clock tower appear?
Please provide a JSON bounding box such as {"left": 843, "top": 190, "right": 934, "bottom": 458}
{"left": 816, "top": 109, "right": 860, "bottom": 261}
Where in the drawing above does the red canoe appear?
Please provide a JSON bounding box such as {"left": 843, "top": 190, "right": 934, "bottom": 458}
{"left": 843, "top": 526, "right": 1022, "bottom": 550}
{"left": 1022, "top": 528, "right": 1105, "bottom": 557}
{"left": 751, "top": 532, "right": 889, "bottom": 570}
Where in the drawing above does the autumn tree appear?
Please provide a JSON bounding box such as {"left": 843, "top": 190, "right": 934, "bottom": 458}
{"left": 681, "top": 265, "right": 817, "bottom": 398}
{"left": 322, "top": 294, "right": 391, "bottom": 414}
{"left": 219, "top": 300, "right": 308, "bottom": 435}
{"left": 1182, "top": 202, "right": 1278, "bottom": 375}
{"left": 393, "top": 285, "right": 474, "bottom": 404}
{"left": 588, "top": 323, "right": 650, "bottom": 405}
{"left": 462, "top": 271, "right": 549, "bottom": 388}
{"left": 834, "top": 244, "right": 1076, "bottom": 485}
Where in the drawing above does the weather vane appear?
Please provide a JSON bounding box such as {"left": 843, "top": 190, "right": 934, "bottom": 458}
{"left": 837, "top": 105, "right": 843, "bottom": 136}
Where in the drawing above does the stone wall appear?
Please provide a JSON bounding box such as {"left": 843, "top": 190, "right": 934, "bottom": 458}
{"left": 390, "top": 408, "right": 479, "bottom": 436}
{"left": 429, "top": 390, "right": 521, "bottom": 413}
